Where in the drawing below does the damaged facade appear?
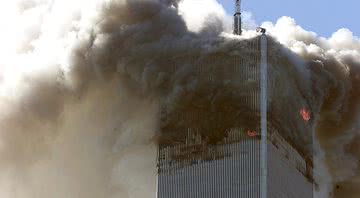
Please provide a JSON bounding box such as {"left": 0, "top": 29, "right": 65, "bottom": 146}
{"left": 156, "top": 36, "right": 314, "bottom": 198}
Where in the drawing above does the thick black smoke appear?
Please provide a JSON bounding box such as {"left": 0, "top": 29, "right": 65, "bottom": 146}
{"left": 0, "top": 1, "right": 359, "bottom": 198}
{"left": 262, "top": 18, "right": 360, "bottom": 197}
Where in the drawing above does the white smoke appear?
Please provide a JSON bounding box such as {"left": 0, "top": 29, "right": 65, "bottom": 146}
{"left": 179, "top": 0, "right": 257, "bottom": 33}
{"left": 178, "top": 0, "right": 226, "bottom": 32}
{"left": 0, "top": 0, "right": 159, "bottom": 197}
{"left": 0, "top": 0, "right": 360, "bottom": 198}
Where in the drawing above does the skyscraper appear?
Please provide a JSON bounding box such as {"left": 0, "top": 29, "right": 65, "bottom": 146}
{"left": 156, "top": 35, "right": 314, "bottom": 198}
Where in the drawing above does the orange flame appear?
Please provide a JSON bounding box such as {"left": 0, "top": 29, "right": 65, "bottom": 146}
{"left": 247, "top": 130, "right": 257, "bottom": 137}
{"left": 300, "top": 108, "right": 311, "bottom": 122}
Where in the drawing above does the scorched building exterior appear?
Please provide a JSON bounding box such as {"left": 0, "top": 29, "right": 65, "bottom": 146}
{"left": 156, "top": 35, "right": 314, "bottom": 198}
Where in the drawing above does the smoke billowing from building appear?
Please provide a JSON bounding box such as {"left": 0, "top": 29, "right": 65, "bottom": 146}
{"left": 0, "top": 0, "right": 359, "bottom": 198}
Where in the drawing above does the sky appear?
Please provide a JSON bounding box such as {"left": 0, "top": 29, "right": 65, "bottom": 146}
{"left": 218, "top": 0, "right": 360, "bottom": 38}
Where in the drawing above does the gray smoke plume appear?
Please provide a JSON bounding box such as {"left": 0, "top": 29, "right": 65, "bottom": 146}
{"left": 260, "top": 17, "right": 360, "bottom": 198}
{"left": 0, "top": 0, "right": 359, "bottom": 198}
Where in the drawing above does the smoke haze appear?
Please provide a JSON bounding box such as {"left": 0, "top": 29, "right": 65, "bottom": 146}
{"left": 0, "top": 0, "right": 359, "bottom": 198}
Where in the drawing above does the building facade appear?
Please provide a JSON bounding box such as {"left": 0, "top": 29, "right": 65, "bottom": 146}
{"left": 156, "top": 36, "right": 313, "bottom": 198}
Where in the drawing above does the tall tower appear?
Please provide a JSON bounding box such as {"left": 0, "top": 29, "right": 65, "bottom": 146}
{"left": 156, "top": 36, "right": 314, "bottom": 198}
{"left": 233, "top": 0, "right": 242, "bottom": 35}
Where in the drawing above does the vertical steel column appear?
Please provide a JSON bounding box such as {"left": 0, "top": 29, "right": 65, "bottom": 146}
{"left": 156, "top": 146, "right": 159, "bottom": 198}
{"left": 260, "top": 34, "right": 268, "bottom": 198}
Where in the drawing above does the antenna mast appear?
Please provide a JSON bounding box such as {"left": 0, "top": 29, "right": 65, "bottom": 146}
{"left": 233, "top": 0, "right": 242, "bottom": 35}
